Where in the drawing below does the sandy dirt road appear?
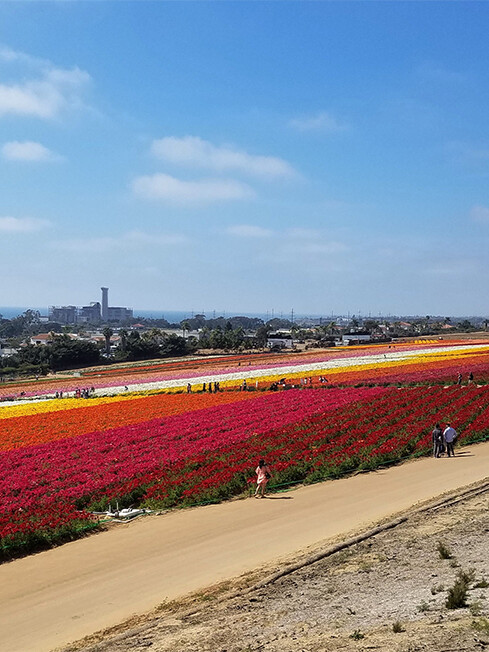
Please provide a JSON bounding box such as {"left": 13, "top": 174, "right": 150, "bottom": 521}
{"left": 1, "top": 443, "right": 489, "bottom": 652}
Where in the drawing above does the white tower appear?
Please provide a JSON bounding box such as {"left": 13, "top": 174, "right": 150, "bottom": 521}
{"left": 101, "top": 287, "right": 109, "bottom": 321}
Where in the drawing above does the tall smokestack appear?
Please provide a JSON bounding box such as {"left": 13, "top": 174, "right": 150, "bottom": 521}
{"left": 101, "top": 287, "right": 109, "bottom": 321}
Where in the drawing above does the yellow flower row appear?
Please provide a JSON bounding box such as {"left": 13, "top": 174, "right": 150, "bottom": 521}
{"left": 0, "top": 393, "right": 142, "bottom": 419}
{"left": 2, "top": 344, "right": 488, "bottom": 418}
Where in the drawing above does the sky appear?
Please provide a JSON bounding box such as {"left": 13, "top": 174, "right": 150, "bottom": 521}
{"left": 1, "top": 2, "right": 488, "bottom": 317}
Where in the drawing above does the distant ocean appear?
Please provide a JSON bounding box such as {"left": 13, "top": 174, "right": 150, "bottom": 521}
{"left": 0, "top": 307, "right": 324, "bottom": 322}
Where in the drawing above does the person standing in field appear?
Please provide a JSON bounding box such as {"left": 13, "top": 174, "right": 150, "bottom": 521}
{"left": 443, "top": 423, "right": 457, "bottom": 457}
{"left": 432, "top": 423, "right": 443, "bottom": 458}
{"left": 255, "top": 459, "right": 271, "bottom": 498}
{"left": 469, "top": 372, "right": 474, "bottom": 384}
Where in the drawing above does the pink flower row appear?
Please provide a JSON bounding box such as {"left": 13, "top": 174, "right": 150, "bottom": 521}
{"left": 0, "top": 387, "right": 385, "bottom": 521}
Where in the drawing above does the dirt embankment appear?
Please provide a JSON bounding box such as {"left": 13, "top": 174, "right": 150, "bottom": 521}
{"left": 63, "top": 484, "right": 489, "bottom": 652}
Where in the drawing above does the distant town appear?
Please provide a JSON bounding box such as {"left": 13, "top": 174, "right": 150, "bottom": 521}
{"left": 0, "top": 286, "right": 488, "bottom": 379}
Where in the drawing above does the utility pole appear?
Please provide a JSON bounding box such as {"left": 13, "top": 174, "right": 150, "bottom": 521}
{"left": 291, "top": 308, "right": 294, "bottom": 324}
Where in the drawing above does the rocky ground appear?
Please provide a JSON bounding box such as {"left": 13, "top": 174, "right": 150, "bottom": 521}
{"left": 65, "top": 485, "right": 489, "bottom": 652}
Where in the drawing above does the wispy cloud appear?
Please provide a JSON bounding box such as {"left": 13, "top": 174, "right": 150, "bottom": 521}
{"left": 0, "top": 46, "right": 91, "bottom": 119}
{"left": 470, "top": 205, "right": 489, "bottom": 224}
{"left": 133, "top": 172, "right": 254, "bottom": 204}
{"left": 291, "top": 241, "right": 349, "bottom": 254}
{"left": 417, "top": 61, "right": 469, "bottom": 85}
{"left": 225, "top": 223, "right": 349, "bottom": 261}
{"left": 285, "top": 227, "right": 320, "bottom": 239}
{"left": 0, "top": 216, "right": 51, "bottom": 232}
{"left": 2, "top": 140, "right": 61, "bottom": 162}
{"left": 447, "top": 141, "right": 489, "bottom": 166}
{"left": 151, "top": 136, "right": 296, "bottom": 179}
{"left": 226, "top": 224, "right": 273, "bottom": 238}
{"left": 289, "top": 111, "right": 347, "bottom": 133}
{"left": 53, "top": 230, "right": 187, "bottom": 253}
{"left": 0, "top": 46, "right": 50, "bottom": 68}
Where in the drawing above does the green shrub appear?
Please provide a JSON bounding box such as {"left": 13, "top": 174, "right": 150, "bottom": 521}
{"left": 349, "top": 630, "right": 365, "bottom": 640}
{"left": 446, "top": 569, "right": 475, "bottom": 609}
{"left": 437, "top": 540, "right": 452, "bottom": 559}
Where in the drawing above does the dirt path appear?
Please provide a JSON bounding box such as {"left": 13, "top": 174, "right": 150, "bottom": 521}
{"left": 96, "top": 484, "right": 489, "bottom": 652}
{"left": 1, "top": 443, "right": 489, "bottom": 652}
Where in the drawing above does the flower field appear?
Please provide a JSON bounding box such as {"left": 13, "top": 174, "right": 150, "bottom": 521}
{"left": 1, "top": 340, "right": 489, "bottom": 560}
{"left": 3, "top": 340, "right": 489, "bottom": 400}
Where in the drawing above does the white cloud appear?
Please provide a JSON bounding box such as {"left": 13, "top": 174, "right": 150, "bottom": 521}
{"left": 151, "top": 136, "right": 296, "bottom": 179}
{"left": 293, "top": 241, "right": 349, "bottom": 254}
{"left": 133, "top": 173, "right": 254, "bottom": 204}
{"left": 226, "top": 225, "right": 273, "bottom": 238}
{"left": 446, "top": 141, "right": 489, "bottom": 165}
{"left": 124, "top": 230, "right": 187, "bottom": 246}
{"left": 0, "top": 216, "right": 51, "bottom": 232}
{"left": 286, "top": 227, "right": 320, "bottom": 239}
{"left": 289, "top": 111, "right": 347, "bottom": 133}
{"left": 53, "top": 230, "right": 187, "bottom": 253}
{"left": 417, "top": 61, "right": 468, "bottom": 85}
{"left": 470, "top": 205, "right": 489, "bottom": 224}
{"left": 0, "top": 46, "right": 91, "bottom": 119}
{"left": 0, "top": 46, "right": 49, "bottom": 67}
{"left": 2, "top": 140, "right": 61, "bottom": 162}
{"left": 225, "top": 224, "right": 349, "bottom": 260}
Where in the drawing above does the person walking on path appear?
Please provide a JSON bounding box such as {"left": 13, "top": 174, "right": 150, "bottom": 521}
{"left": 443, "top": 423, "right": 457, "bottom": 457}
{"left": 432, "top": 423, "right": 444, "bottom": 458}
{"left": 255, "top": 459, "right": 271, "bottom": 498}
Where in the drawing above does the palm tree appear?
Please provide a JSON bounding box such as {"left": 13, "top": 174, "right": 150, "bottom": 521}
{"left": 181, "top": 321, "right": 190, "bottom": 339}
{"left": 102, "top": 327, "right": 113, "bottom": 357}
{"left": 326, "top": 321, "right": 338, "bottom": 336}
{"left": 119, "top": 328, "right": 128, "bottom": 352}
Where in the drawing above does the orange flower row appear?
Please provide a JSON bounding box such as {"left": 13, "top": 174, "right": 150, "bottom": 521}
{"left": 0, "top": 390, "right": 257, "bottom": 452}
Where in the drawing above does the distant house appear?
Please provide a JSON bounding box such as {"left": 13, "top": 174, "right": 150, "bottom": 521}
{"left": 89, "top": 334, "right": 120, "bottom": 349}
{"left": 30, "top": 333, "right": 54, "bottom": 346}
{"left": 341, "top": 333, "right": 371, "bottom": 345}
{"left": 0, "top": 346, "right": 17, "bottom": 358}
{"left": 267, "top": 331, "right": 294, "bottom": 349}
{"left": 29, "top": 333, "right": 79, "bottom": 346}
{"left": 398, "top": 322, "right": 412, "bottom": 330}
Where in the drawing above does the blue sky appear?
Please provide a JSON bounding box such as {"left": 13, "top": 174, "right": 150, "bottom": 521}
{"left": 1, "top": 2, "right": 488, "bottom": 317}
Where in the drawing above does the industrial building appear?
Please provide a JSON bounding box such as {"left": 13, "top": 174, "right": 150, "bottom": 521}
{"left": 49, "top": 288, "right": 133, "bottom": 325}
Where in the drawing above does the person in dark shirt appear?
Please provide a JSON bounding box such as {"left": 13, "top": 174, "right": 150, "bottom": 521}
{"left": 432, "top": 423, "right": 444, "bottom": 458}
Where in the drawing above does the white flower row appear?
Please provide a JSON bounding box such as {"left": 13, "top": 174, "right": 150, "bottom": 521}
{"left": 99, "top": 343, "right": 488, "bottom": 397}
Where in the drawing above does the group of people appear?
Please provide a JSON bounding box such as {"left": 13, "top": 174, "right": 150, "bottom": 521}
{"left": 53, "top": 386, "right": 96, "bottom": 399}
{"left": 457, "top": 372, "right": 474, "bottom": 385}
{"left": 74, "top": 387, "right": 95, "bottom": 399}
{"left": 432, "top": 423, "right": 458, "bottom": 458}
{"left": 192, "top": 381, "right": 221, "bottom": 393}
